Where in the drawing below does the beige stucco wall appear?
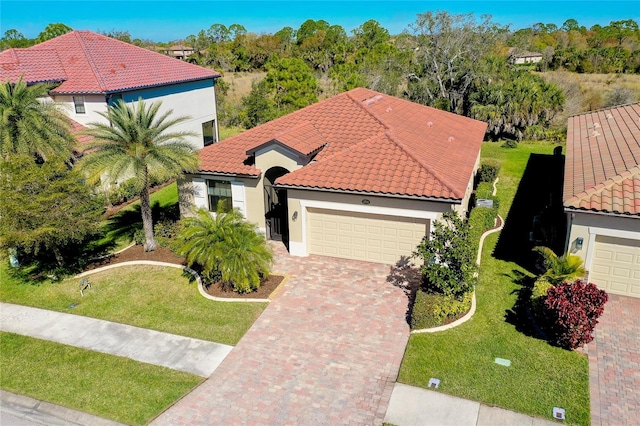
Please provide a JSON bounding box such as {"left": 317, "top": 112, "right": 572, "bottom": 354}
{"left": 254, "top": 145, "right": 305, "bottom": 173}
{"left": 566, "top": 211, "right": 640, "bottom": 273}
{"left": 454, "top": 151, "right": 481, "bottom": 216}
{"left": 286, "top": 188, "right": 457, "bottom": 255}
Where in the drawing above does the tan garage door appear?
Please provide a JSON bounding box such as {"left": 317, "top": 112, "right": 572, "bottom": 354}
{"left": 590, "top": 236, "right": 640, "bottom": 298}
{"left": 307, "top": 208, "right": 428, "bottom": 264}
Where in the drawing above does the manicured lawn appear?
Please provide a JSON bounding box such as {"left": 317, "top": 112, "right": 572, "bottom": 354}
{"left": 398, "top": 141, "right": 590, "bottom": 425}
{"left": 0, "top": 332, "right": 202, "bottom": 425}
{"left": 95, "top": 181, "right": 181, "bottom": 252}
{"left": 0, "top": 264, "right": 266, "bottom": 345}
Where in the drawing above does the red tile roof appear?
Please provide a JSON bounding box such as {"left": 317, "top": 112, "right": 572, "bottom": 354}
{"left": 564, "top": 102, "right": 640, "bottom": 216}
{"left": 0, "top": 31, "right": 219, "bottom": 94}
{"left": 200, "top": 88, "right": 486, "bottom": 200}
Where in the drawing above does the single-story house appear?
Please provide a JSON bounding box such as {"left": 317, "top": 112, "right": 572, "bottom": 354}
{"left": 181, "top": 88, "right": 487, "bottom": 264}
{"left": 564, "top": 102, "right": 640, "bottom": 298}
{"left": 508, "top": 48, "right": 543, "bottom": 64}
{"left": 0, "top": 31, "right": 221, "bottom": 149}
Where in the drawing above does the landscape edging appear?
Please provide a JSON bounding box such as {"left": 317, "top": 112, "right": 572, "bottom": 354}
{"left": 74, "top": 261, "right": 273, "bottom": 303}
{"left": 411, "top": 213, "right": 505, "bottom": 334}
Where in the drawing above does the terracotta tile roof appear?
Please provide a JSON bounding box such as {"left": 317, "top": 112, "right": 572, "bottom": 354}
{"left": 0, "top": 31, "right": 219, "bottom": 94}
{"left": 247, "top": 123, "right": 328, "bottom": 157}
{"left": 564, "top": 102, "right": 640, "bottom": 216}
{"left": 0, "top": 49, "right": 67, "bottom": 84}
{"left": 200, "top": 88, "right": 486, "bottom": 200}
{"left": 67, "top": 118, "right": 93, "bottom": 146}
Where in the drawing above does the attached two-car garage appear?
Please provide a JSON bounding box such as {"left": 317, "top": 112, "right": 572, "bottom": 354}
{"left": 307, "top": 208, "right": 429, "bottom": 264}
{"left": 589, "top": 236, "right": 640, "bottom": 298}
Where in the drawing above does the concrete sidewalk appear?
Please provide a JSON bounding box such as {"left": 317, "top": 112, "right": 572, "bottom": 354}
{"left": 0, "top": 302, "right": 232, "bottom": 377}
{"left": 0, "top": 390, "right": 123, "bottom": 426}
{"left": 384, "top": 383, "right": 560, "bottom": 426}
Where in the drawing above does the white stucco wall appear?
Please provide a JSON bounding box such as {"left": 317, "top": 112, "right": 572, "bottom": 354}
{"left": 52, "top": 79, "right": 218, "bottom": 150}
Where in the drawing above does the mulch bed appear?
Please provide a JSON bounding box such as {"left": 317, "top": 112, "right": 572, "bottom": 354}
{"left": 203, "top": 275, "right": 285, "bottom": 299}
{"left": 85, "top": 244, "right": 185, "bottom": 270}
{"left": 84, "top": 244, "right": 285, "bottom": 299}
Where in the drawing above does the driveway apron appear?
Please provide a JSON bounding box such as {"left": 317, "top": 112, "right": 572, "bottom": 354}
{"left": 588, "top": 294, "right": 640, "bottom": 426}
{"left": 152, "top": 244, "right": 410, "bottom": 425}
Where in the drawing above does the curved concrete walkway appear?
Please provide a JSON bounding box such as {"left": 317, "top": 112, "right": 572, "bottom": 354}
{"left": 0, "top": 302, "right": 232, "bottom": 377}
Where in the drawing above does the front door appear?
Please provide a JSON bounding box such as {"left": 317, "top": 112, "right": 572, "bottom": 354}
{"left": 264, "top": 167, "right": 290, "bottom": 245}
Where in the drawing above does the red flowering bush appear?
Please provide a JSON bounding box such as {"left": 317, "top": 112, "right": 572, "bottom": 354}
{"left": 543, "top": 279, "right": 608, "bottom": 349}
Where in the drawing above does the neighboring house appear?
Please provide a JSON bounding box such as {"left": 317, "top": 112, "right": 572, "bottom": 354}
{"left": 564, "top": 102, "right": 640, "bottom": 298}
{"left": 0, "top": 30, "right": 221, "bottom": 150}
{"left": 161, "top": 44, "right": 196, "bottom": 61}
{"left": 181, "top": 88, "right": 487, "bottom": 264}
{"left": 508, "top": 48, "right": 543, "bottom": 64}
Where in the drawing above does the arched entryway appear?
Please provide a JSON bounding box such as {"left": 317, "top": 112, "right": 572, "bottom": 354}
{"left": 264, "top": 167, "right": 290, "bottom": 244}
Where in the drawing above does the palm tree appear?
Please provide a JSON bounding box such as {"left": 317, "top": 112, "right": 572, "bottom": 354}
{"left": 176, "top": 205, "right": 273, "bottom": 293}
{"left": 533, "top": 246, "right": 586, "bottom": 285}
{"left": 79, "top": 98, "right": 199, "bottom": 251}
{"left": 0, "top": 77, "right": 76, "bottom": 161}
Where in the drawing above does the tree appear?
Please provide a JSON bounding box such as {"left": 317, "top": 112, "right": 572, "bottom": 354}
{"left": 263, "top": 57, "right": 318, "bottom": 113}
{"left": 0, "top": 156, "right": 103, "bottom": 268}
{"left": 101, "top": 30, "right": 132, "bottom": 43}
{"left": 36, "top": 23, "right": 72, "bottom": 42}
{"left": 470, "top": 59, "right": 565, "bottom": 140}
{"left": 407, "top": 11, "right": 504, "bottom": 114}
{"left": 240, "top": 79, "right": 278, "bottom": 128}
{"left": 78, "top": 99, "right": 199, "bottom": 252}
{"left": 176, "top": 206, "right": 273, "bottom": 293}
{"left": 414, "top": 211, "right": 477, "bottom": 299}
{"left": 0, "top": 29, "right": 31, "bottom": 49}
{"left": 0, "top": 78, "right": 76, "bottom": 162}
{"left": 353, "top": 20, "right": 390, "bottom": 50}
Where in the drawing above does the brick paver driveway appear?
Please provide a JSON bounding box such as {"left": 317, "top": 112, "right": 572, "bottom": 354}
{"left": 152, "top": 244, "right": 410, "bottom": 425}
{"left": 588, "top": 294, "right": 640, "bottom": 426}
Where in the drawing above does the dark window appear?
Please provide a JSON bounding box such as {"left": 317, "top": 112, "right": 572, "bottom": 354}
{"left": 208, "top": 180, "right": 231, "bottom": 211}
{"left": 73, "top": 96, "right": 85, "bottom": 114}
{"left": 202, "top": 120, "right": 216, "bottom": 146}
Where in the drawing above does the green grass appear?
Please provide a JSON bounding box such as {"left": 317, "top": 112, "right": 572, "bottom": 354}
{"left": 97, "top": 182, "right": 180, "bottom": 251}
{"left": 0, "top": 264, "right": 266, "bottom": 345}
{"left": 398, "top": 141, "right": 590, "bottom": 425}
{"left": 219, "top": 125, "right": 245, "bottom": 140}
{"left": 0, "top": 332, "right": 202, "bottom": 425}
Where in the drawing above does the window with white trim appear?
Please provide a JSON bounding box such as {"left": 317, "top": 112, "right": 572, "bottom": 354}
{"left": 73, "top": 96, "right": 86, "bottom": 114}
{"left": 202, "top": 120, "right": 216, "bottom": 146}
{"left": 207, "top": 180, "right": 231, "bottom": 211}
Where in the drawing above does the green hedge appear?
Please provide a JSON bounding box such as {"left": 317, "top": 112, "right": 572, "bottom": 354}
{"left": 411, "top": 291, "right": 472, "bottom": 329}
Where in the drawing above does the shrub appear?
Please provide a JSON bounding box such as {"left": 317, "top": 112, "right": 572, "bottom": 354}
{"left": 477, "top": 160, "right": 501, "bottom": 183}
{"left": 411, "top": 290, "right": 472, "bottom": 329}
{"left": 542, "top": 279, "right": 608, "bottom": 349}
{"left": 175, "top": 206, "right": 272, "bottom": 293}
{"left": 501, "top": 139, "right": 518, "bottom": 148}
{"left": 154, "top": 220, "right": 182, "bottom": 248}
{"left": 133, "top": 228, "right": 145, "bottom": 245}
{"left": 531, "top": 277, "right": 553, "bottom": 317}
{"left": 414, "top": 211, "right": 477, "bottom": 300}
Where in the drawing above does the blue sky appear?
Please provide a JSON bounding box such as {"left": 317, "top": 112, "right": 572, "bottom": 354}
{"left": 2, "top": 1, "right": 639, "bottom": 43}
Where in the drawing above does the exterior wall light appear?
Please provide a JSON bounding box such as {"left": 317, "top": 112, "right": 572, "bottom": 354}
{"left": 292, "top": 211, "right": 298, "bottom": 221}
{"left": 575, "top": 237, "right": 584, "bottom": 250}
{"left": 362, "top": 199, "right": 370, "bottom": 205}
